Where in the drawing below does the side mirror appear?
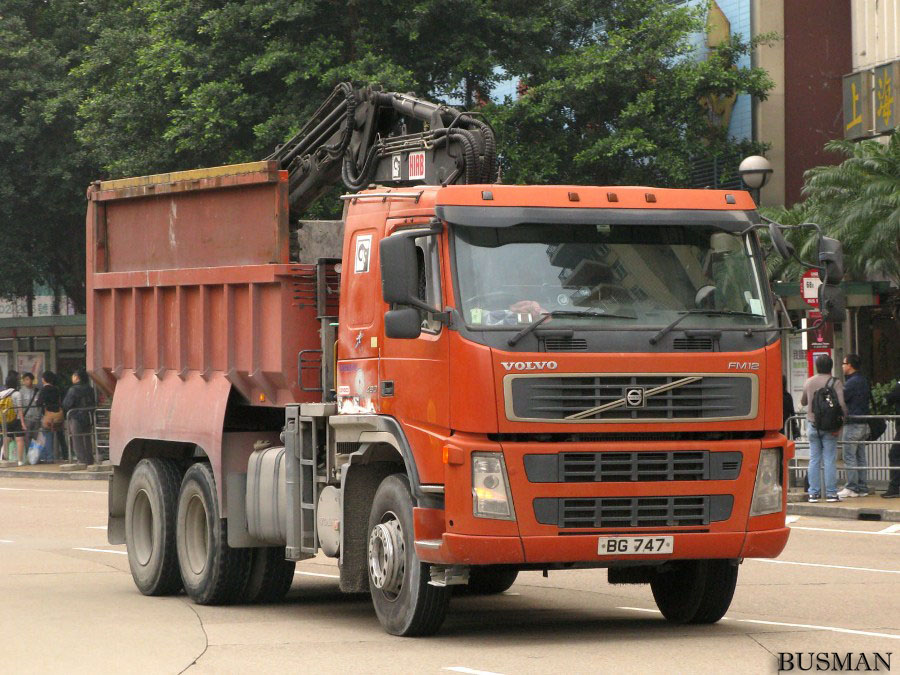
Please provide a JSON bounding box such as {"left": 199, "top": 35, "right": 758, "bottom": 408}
{"left": 380, "top": 235, "right": 418, "bottom": 305}
{"left": 818, "top": 237, "right": 844, "bottom": 284}
{"left": 767, "top": 221, "right": 795, "bottom": 260}
{"left": 385, "top": 307, "right": 422, "bottom": 339}
{"left": 818, "top": 283, "right": 846, "bottom": 322}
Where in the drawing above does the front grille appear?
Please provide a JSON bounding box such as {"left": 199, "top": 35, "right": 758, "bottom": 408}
{"left": 533, "top": 495, "right": 734, "bottom": 529}
{"left": 507, "top": 374, "right": 754, "bottom": 422}
{"left": 523, "top": 451, "right": 742, "bottom": 483}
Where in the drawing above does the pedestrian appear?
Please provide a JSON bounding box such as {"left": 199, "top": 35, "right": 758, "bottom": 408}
{"left": 883, "top": 379, "right": 900, "bottom": 499}
{"left": 63, "top": 368, "right": 96, "bottom": 465}
{"left": 0, "top": 371, "right": 22, "bottom": 463}
{"left": 801, "top": 354, "right": 848, "bottom": 503}
{"left": 839, "top": 354, "right": 871, "bottom": 498}
{"left": 16, "top": 372, "right": 42, "bottom": 461}
{"left": 36, "top": 371, "right": 63, "bottom": 463}
{"left": 782, "top": 375, "right": 798, "bottom": 438}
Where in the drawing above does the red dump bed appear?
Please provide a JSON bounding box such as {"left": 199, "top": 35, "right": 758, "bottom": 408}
{"left": 86, "top": 161, "right": 322, "bottom": 408}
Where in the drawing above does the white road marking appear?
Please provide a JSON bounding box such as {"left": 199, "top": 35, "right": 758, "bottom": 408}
{"left": 751, "top": 559, "right": 900, "bottom": 575}
{"left": 86, "top": 526, "right": 107, "bottom": 530}
{"left": 878, "top": 523, "right": 900, "bottom": 534}
{"left": 790, "top": 525, "right": 900, "bottom": 536}
{"left": 294, "top": 571, "right": 340, "bottom": 579}
{"left": 618, "top": 607, "right": 900, "bottom": 641}
{"left": 444, "top": 668, "right": 506, "bottom": 675}
{"left": 785, "top": 515, "right": 800, "bottom": 524}
{"left": 73, "top": 547, "right": 127, "bottom": 556}
{"left": 0, "top": 539, "right": 13, "bottom": 543}
{"left": 0, "top": 487, "right": 106, "bottom": 495}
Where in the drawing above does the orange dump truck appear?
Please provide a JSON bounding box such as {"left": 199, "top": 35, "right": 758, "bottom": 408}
{"left": 90, "top": 86, "right": 844, "bottom": 636}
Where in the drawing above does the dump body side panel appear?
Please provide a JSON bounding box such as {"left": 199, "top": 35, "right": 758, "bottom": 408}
{"left": 87, "top": 163, "right": 322, "bottom": 479}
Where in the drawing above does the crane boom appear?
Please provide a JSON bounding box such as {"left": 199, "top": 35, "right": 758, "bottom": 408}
{"left": 266, "top": 83, "right": 496, "bottom": 216}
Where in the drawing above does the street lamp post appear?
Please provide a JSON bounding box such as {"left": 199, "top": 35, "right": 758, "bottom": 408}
{"left": 738, "top": 155, "right": 773, "bottom": 205}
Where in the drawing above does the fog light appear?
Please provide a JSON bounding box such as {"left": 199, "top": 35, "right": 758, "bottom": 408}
{"left": 750, "top": 448, "right": 783, "bottom": 516}
{"left": 472, "top": 452, "right": 515, "bottom": 520}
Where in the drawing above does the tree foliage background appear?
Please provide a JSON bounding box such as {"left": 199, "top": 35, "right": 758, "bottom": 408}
{"left": 2, "top": 0, "right": 776, "bottom": 312}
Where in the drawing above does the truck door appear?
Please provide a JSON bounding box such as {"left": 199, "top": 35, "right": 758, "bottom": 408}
{"left": 380, "top": 226, "right": 450, "bottom": 484}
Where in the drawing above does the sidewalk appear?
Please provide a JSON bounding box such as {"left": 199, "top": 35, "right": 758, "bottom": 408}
{"left": 787, "top": 489, "right": 900, "bottom": 522}
{"left": 0, "top": 462, "right": 110, "bottom": 481}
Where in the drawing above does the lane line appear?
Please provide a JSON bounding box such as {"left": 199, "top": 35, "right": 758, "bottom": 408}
{"left": 0, "top": 539, "right": 13, "bottom": 543}
{"left": 751, "top": 559, "right": 900, "bottom": 575}
{"left": 86, "top": 526, "right": 107, "bottom": 530}
{"left": 790, "top": 525, "right": 900, "bottom": 536}
{"left": 0, "top": 487, "right": 106, "bottom": 495}
{"left": 73, "top": 547, "right": 127, "bottom": 556}
{"left": 879, "top": 524, "right": 900, "bottom": 534}
{"left": 444, "top": 668, "right": 505, "bottom": 675}
{"left": 295, "top": 571, "right": 340, "bottom": 579}
{"left": 617, "top": 607, "right": 900, "bottom": 641}
{"left": 785, "top": 515, "right": 801, "bottom": 524}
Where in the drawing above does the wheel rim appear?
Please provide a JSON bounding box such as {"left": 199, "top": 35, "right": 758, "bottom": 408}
{"left": 368, "top": 512, "right": 405, "bottom": 600}
{"left": 132, "top": 488, "right": 154, "bottom": 566}
{"left": 184, "top": 493, "right": 209, "bottom": 575}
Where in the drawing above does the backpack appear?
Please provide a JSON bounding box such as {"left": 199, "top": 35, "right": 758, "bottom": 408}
{"left": 812, "top": 377, "right": 844, "bottom": 432}
{"left": 0, "top": 395, "right": 16, "bottom": 424}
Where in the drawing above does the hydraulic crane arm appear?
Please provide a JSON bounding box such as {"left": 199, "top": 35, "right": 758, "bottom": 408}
{"left": 266, "top": 83, "right": 497, "bottom": 216}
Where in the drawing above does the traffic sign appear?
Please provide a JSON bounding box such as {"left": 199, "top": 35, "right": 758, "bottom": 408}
{"left": 801, "top": 269, "right": 820, "bottom": 308}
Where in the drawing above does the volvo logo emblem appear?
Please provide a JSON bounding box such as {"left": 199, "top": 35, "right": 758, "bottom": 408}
{"left": 625, "top": 388, "right": 645, "bottom": 408}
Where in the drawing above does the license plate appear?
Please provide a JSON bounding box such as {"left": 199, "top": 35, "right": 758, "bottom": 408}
{"left": 597, "top": 536, "right": 673, "bottom": 555}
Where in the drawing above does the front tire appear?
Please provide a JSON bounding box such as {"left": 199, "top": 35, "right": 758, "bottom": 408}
{"left": 650, "top": 559, "right": 738, "bottom": 624}
{"left": 367, "top": 474, "right": 450, "bottom": 636}
{"left": 176, "top": 462, "right": 250, "bottom": 605}
{"left": 241, "top": 547, "right": 296, "bottom": 604}
{"left": 124, "top": 458, "right": 183, "bottom": 596}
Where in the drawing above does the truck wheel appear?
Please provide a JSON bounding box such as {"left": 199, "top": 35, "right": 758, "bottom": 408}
{"left": 176, "top": 462, "right": 250, "bottom": 605}
{"left": 465, "top": 566, "right": 519, "bottom": 595}
{"left": 241, "top": 547, "right": 296, "bottom": 604}
{"left": 125, "top": 458, "right": 183, "bottom": 595}
{"left": 650, "top": 560, "right": 706, "bottom": 623}
{"left": 367, "top": 474, "right": 450, "bottom": 636}
{"left": 689, "top": 559, "right": 738, "bottom": 624}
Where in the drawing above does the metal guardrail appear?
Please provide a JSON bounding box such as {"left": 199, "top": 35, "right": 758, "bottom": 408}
{"left": 785, "top": 413, "right": 899, "bottom": 488}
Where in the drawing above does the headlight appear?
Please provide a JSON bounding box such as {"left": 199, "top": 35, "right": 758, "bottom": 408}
{"left": 472, "top": 452, "right": 516, "bottom": 520}
{"left": 750, "top": 448, "right": 783, "bottom": 517}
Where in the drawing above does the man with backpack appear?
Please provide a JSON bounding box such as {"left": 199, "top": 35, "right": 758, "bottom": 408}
{"left": 801, "top": 354, "right": 849, "bottom": 502}
{"left": 838, "top": 354, "right": 871, "bottom": 498}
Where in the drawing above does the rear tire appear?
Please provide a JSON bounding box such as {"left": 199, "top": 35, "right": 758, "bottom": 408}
{"left": 241, "top": 547, "right": 296, "bottom": 604}
{"left": 650, "top": 559, "right": 738, "bottom": 624}
{"left": 176, "top": 462, "right": 250, "bottom": 605}
{"left": 125, "top": 458, "right": 183, "bottom": 596}
{"left": 367, "top": 474, "right": 450, "bottom": 636}
{"left": 465, "top": 566, "right": 519, "bottom": 595}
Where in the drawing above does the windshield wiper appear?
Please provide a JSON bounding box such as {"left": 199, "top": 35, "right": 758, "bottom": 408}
{"left": 649, "top": 309, "right": 764, "bottom": 345}
{"left": 507, "top": 310, "right": 636, "bottom": 347}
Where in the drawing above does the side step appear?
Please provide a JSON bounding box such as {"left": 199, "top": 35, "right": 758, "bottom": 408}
{"left": 284, "top": 406, "right": 325, "bottom": 560}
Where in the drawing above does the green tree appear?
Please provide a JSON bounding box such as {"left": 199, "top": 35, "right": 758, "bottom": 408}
{"left": 492, "top": 0, "right": 773, "bottom": 186}
{"left": 0, "top": 1, "right": 96, "bottom": 312}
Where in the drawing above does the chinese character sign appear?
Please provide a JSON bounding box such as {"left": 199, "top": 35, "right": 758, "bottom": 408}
{"left": 843, "top": 71, "right": 872, "bottom": 139}
{"left": 874, "top": 62, "right": 899, "bottom": 133}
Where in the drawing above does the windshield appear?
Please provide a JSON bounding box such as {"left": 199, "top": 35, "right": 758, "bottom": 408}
{"left": 452, "top": 222, "right": 772, "bottom": 329}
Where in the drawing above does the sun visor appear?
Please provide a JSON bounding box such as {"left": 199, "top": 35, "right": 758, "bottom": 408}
{"left": 435, "top": 206, "right": 759, "bottom": 232}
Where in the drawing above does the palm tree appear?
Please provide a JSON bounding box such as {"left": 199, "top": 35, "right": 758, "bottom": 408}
{"left": 801, "top": 130, "right": 900, "bottom": 284}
